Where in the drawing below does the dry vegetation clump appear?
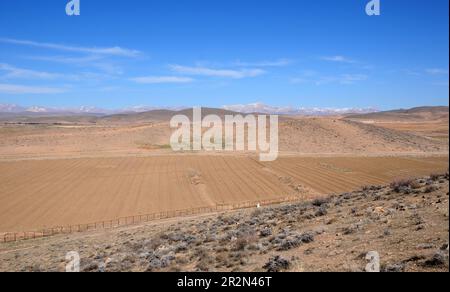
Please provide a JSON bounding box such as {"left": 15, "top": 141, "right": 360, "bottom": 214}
{"left": 263, "top": 256, "right": 291, "bottom": 272}
{"left": 390, "top": 179, "right": 415, "bottom": 193}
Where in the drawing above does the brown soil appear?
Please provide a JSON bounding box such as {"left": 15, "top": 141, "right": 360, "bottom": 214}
{"left": 0, "top": 174, "right": 447, "bottom": 272}
{"left": 0, "top": 155, "right": 447, "bottom": 233}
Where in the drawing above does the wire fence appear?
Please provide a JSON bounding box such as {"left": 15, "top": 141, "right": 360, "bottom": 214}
{"left": 1, "top": 195, "right": 300, "bottom": 243}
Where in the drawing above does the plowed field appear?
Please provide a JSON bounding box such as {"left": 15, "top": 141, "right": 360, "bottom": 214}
{"left": 0, "top": 155, "right": 448, "bottom": 232}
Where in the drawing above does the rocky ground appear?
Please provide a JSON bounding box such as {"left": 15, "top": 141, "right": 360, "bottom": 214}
{"left": 0, "top": 173, "right": 448, "bottom": 272}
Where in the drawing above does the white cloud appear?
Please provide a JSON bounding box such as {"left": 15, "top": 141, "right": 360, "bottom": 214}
{"left": 170, "top": 65, "right": 266, "bottom": 79}
{"left": 315, "top": 74, "right": 367, "bottom": 85}
{"left": 290, "top": 77, "right": 309, "bottom": 84}
{"left": 0, "top": 38, "right": 141, "bottom": 57}
{"left": 426, "top": 68, "right": 449, "bottom": 75}
{"left": 321, "top": 56, "right": 355, "bottom": 63}
{"left": 339, "top": 74, "right": 368, "bottom": 84}
{"left": 0, "top": 63, "right": 69, "bottom": 80}
{"left": 403, "top": 69, "right": 422, "bottom": 76}
{"left": 26, "top": 55, "right": 123, "bottom": 76}
{"left": 291, "top": 72, "right": 368, "bottom": 85}
{"left": 0, "top": 83, "right": 66, "bottom": 94}
{"left": 130, "top": 76, "right": 194, "bottom": 84}
{"left": 233, "top": 59, "right": 293, "bottom": 67}
{"left": 27, "top": 55, "right": 104, "bottom": 64}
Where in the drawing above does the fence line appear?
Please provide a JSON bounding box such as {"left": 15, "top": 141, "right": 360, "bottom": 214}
{"left": 1, "top": 195, "right": 301, "bottom": 243}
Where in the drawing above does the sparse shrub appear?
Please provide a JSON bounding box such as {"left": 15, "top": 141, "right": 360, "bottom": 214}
{"left": 174, "top": 242, "right": 188, "bottom": 253}
{"left": 315, "top": 206, "right": 328, "bottom": 217}
{"left": 278, "top": 232, "right": 314, "bottom": 251}
{"left": 260, "top": 228, "right": 272, "bottom": 238}
{"left": 390, "top": 179, "right": 414, "bottom": 193}
{"left": 298, "top": 232, "right": 315, "bottom": 244}
{"left": 343, "top": 224, "right": 359, "bottom": 235}
{"left": 409, "top": 180, "right": 422, "bottom": 190}
{"left": 424, "top": 185, "right": 438, "bottom": 193}
{"left": 251, "top": 208, "right": 264, "bottom": 217}
{"left": 430, "top": 173, "right": 441, "bottom": 181}
{"left": 195, "top": 260, "right": 211, "bottom": 272}
{"left": 343, "top": 193, "right": 352, "bottom": 200}
{"left": 233, "top": 234, "right": 258, "bottom": 251}
{"left": 312, "top": 197, "right": 330, "bottom": 207}
{"left": 382, "top": 263, "right": 405, "bottom": 273}
{"left": 263, "top": 256, "right": 291, "bottom": 272}
{"left": 423, "top": 250, "right": 449, "bottom": 267}
{"left": 215, "top": 253, "right": 229, "bottom": 268}
{"left": 145, "top": 237, "right": 163, "bottom": 250}
{"left": 362, "top": 186, "right": 371, "bottom": 192}
{"left": 82, "top": 261, "right": 100, "bottom": 272}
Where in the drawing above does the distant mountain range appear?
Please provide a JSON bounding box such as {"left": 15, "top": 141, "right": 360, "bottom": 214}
{"left": 0, "top": 102, "right": 378, "bottom": 116}
{"left": 222, "top": 103, "right": 378, "bottom": 115}
{"left": 0, "top": 104, "right": 188, "bottom": 115}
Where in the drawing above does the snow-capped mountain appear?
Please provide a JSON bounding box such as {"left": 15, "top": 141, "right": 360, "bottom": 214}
{"left": 1, "top": 102, "right": 378, "bottom": 116}
{"left": 222, "top": 103, "right": 378, "bottom": 115}
{"left": 0, "top": 104, "right": 26, "bottom": 113}
{"left": 0, "top": 104, "right": 110, "bottom": 114}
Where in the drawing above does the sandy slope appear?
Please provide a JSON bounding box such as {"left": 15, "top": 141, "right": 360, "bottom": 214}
{"left": 0, "top": 115, "right": 447, "bottom": 160}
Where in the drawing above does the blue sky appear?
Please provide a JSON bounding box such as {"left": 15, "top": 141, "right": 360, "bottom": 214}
{"left": 0, "top": 0, "right": 448, "bottom": 110}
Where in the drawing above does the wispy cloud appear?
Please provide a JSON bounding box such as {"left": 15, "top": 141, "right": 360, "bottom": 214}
{"left": 170, "top": 65, "right": 266, "bottom": 79}
{"left": 0, "top": 38, "right": 141, "bottom": 57}
{"left": 291, "top": 73, "right": 368, "bottom": 85}
{"left": 321, "top": 56, "right": 355, "bottom": 63}
{"left": 403, "top": 69, "right": 422, "bottom": 76}
{"left": 130, "top": 76, "right": 194, "bottom": 84}
{"left": 0, "top": 83, "right": 66, "bottom": 94}
{"left": 26, "top": 55, "right": 104, "bottom": 64}
{"left": 233, "top": 59, "right": 293, "bottom": 67}
{"left": 338, "top": 74, "right": 368, "bottom": 84}
{"left": 26, "top": 55, "right": 124, "bottom": 76}
{"left": 426, "top": 68, "right": 449, "bottom": 75}
{"left": 0, "top": 63, "right": 80, "bottom": 81}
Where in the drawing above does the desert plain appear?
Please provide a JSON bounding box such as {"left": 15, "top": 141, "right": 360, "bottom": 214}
{"left": 0, "top": 106, "right": 449, "bottom": 272}
{"left": 0, "top": 106, "right": 448, "bottom": 233}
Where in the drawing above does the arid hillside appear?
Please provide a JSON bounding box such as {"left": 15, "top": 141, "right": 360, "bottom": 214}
{"left": 0, "top": 173, "right": 448, "bottom": 272}
{"left": 0, "top": 107, "right": 448, "bottom": 160}
{"left": 346, "top": 106, "right": 449, "bottom": 122}
{"left": 345, "top": 106, "right": 449, "bottom": 142}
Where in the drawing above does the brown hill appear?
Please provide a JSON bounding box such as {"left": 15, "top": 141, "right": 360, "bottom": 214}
{"left": 346, "top": 106, "right": 449, "bottom": 122}
{"left": 98, "top": 108, "right": 242, "bottom": 124}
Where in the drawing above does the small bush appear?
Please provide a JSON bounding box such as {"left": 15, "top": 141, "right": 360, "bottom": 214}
{"left": 424, "top": 185, "right": 438, "bottom": 193}
{"left": 233, "top": 234, "right": 258, "bottom": 251}
{"left": 409, "top": 181, "right": 422, "bottom": 189}
{"left": 260, "top": 228, "right": 272, "bottom": 238}
{"left": 430, "top": 173, "right": 441, "bottom": 181}
{"left": 312, "top": 197, "right": 330, "bottom": 207}
{"left": 390, "top": 179, "right": 414, "bottom": 193}
{"left": 315, "top": 206, "right": 328, "bottom": 217}
{"left": 263, "top": 256, "right": 291, "bottom": 272}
